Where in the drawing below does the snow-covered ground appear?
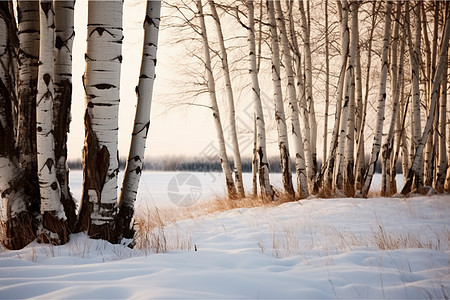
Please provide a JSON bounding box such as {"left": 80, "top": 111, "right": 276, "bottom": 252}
{"left": 0, "top": 172, "right": 449, "bottom": 299}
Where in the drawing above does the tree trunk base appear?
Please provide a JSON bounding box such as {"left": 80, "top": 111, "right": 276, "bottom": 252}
{"left": 4, "top": 211, "right": 36, "bottom": 250}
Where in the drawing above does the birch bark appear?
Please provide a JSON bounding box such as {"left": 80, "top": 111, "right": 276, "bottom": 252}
{"left": 208, "top": 0, "right": 245, "bottom": 198}
{"left": 16, "top": 0, "right": 40, "bottom": 214}
{"left": 360, "top": 2, "right": 392, "bottom": 198}
{"left": 406, "top": 2, "right": 423, "bottom": 189}
{"left": 53, "top": 0, "right": 76, "bottom": 231}
{"left": 117, "top": 0, "right": 161, "bottom": 240}
{"left": 275, "top": 0, "right": 308, "bottom": 198}
{"left": 196, "top": 0, "right": 236, "bottom": 199}
{"left": 299, "top": 0, "right": 317, "bottom": 173}
{"left": 77, "top": 0, "right": 123, "bottom": 241}
{"left": 267, "top": 0, "right": 294, "bottom": 197}
{"left": 381, "top": 2, "right": 402, "bottom": 197}
{"left": 36, "top": 0, "right": 68, "bottom": 245}
{"left": 287, "top": 0, "right": 314, "bottom": 192}
{"left": 401, "top": 7, "right": 450, "bottom": 195}
{"left": 0, "top": 3, "right": 34, "bottom": 250}
{"left": 247, "top": 0, "right": 273, "bottom": 200}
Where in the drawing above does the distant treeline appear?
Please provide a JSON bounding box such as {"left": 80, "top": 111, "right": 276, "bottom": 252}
{"left": 67, "top": 156, "right": 403, "bottom": 174}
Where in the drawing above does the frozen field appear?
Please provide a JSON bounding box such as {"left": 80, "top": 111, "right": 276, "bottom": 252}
{"left": 0, "top": 172, "right": 448, "bottom": 299}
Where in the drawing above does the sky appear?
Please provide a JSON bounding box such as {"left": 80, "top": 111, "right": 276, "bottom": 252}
{"left": 69, "top": 0, "right": 222, "bottom": 161}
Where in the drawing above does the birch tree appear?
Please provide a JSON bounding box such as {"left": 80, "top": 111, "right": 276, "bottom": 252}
{"left": 117, "top": 0, "right": 161, "bottom": 240}
{"left": 246, "top": 0, "right": 273, "bottom": 200}
{"left": 287, "top": 0, "right": 315, "bottom": 192}
{"left": 381, "top": 2, "right": 403, "bottom": 197}
{"left": 402, "top": 5, "right": 450, "bottom": 195}
{"left": 359, "top": 2, "right": 392, "bottom": 198}
{"left": 53, "top": 0, "right": 77, "bottom": 231}
{"left": 406, "top": 1, "right": 423, "bottom": 189}
{"left": 335, "top": 0, "right": 355, "bottom": 195}
{"left": 35, "top": 0, "right": 68, "bottom": 245}
{"left": 208, "top": 0, "right": 245, "bottom": 198}
{"left": 323, "top": 0, "right": 348, "bottom": 191}
{"left": 16, "top": 0, "right": 40, "bottom": 216}
{"left": 267, "top": 0, "right": 294, "bottom": 197}
{"left": 298, "top": 0, "right": 317, "bottom": 173}
{"left": 77, "top": 0, "right": 123, "bottom": 242}
{"left": 0, "top": 1, "right": 35, "bottom": 250}
{"left": 275, "top": 0, "right": 308, "bottom": 198}
{"left": 196, "top": 0, "right": 237, "bottom": 198}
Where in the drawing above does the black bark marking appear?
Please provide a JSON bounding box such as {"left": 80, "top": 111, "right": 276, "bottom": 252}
{"left": 40, "top": 2, "right": 52, "bottom": 17}
{"left": 43, "top": 73, "right": 51, "bottom": 86}
{"left": 93, "top": 83, "right": 116, "bottom": 90}
{"left": 132, "top": 122, "right": 150, "bottom": 136}
{"left": 40, "top": 158, "right": 55, "bottom": 173}
{"left": 55, "top": 36, "right": 64, "bottom": 50}
{"left": 51, "top": 181, "right": 58, "bottom": 190}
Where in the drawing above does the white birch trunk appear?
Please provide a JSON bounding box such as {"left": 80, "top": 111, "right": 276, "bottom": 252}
{"left": 117, "top": 0, "right": 161, "bottom": 240}
{"left": 196, "top": 0, "right": 236, "bottom": 198}
{"left": 381, "top": 2, "right": 402, "bottom": 197}
{"left": 323, "top": 0, "right": 330, "bottom": 164}
{"left": 267, "top": 0, "right": 294, "bottom": 197}
{"left": 287, "top": 0, "right": 315, "bottom": 193}
{"left": 407, "top": 2, "right": 423, "bottom": 189}
{"left": 16, "top": 0, "right": 40, "bottom": 212}
{"left": 36, "top": 0, "right": 68, "bottom": 244}
{"left": 275, "top": 0, "right": 308, "bottom": 198}
{"left": 355, "top": 1, "right": 377, "bottom": 191}
{"left": 359, "top": 2, "right": 392, "bottom": 198}
{"left": 401, "top": 8, "right": 450, "bottom": 195}
{"left": 78, "top": 0, "right": 123, "bottom": 241}
{"left": 208, "top": 0, "right": 244, "bottom": 198}
{"left": 336, "top": 0, "right": 355, "bottom": 195}
{"left": 323, "top": 0, "right": 347, "bottom": 190}
{"left": 53, "top": 0, "right": 76, "bottom": 231}
{"left": 299, "top": 0, "right": 317, "bottom": 172}
{"left": 247, "top": 0, "right": 273, "bottom": 200}
{"left": 0, "top": 3, "right": 34, "bottom": 250}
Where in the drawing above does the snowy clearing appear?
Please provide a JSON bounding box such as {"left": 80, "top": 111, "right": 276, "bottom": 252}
{"left": 1, "top": 174, "right": 449, "bottom": 299}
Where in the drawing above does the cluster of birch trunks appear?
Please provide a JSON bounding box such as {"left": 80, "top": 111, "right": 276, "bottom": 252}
{"left": 0, "top": 0, "right": 160, "bottom": 249}
{"left": 173, "top": 0, "right": 450, "bottom": 201}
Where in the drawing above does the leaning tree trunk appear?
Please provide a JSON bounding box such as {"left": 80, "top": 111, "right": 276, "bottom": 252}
{"left": 401, "top": 6, "right": 450, "bottom": 195}
{"left": 53, "top": 0, "right": 76, "bottom": 232}
{"left": 246, "top": 0, "right": 273, "bottom": 200}
{"left": 36, "top": 0, "right": 68, "bottom": 245}
{"left": 360, "top": 2, "right": 392, "bottom": 198}
{"left": 267, "top": 0, "right": 294, "bottom": 198}
{"left": 196, "top": 0, "right": 236, "bottom": 199}
{"left": 275, "top": 0, "right": 308, "bottom": 198}
{"left": 0, "top": 2, "right": 35, "bottom": 250}
{"left": 15, "top": 0, "right": 41, "bottom": 219}
{"left": 116, "top": 0, "right": 161, "bottom": 241}
{"left": 77, "top": 0, "right": 123, "bottom": 242}
{"left": 208, "top": 0, "right": 245, "bottom": 198}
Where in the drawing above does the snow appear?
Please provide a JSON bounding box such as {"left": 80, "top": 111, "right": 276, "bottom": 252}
{"left": 0, "top": 172, "right": 449, "bottom": 299}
